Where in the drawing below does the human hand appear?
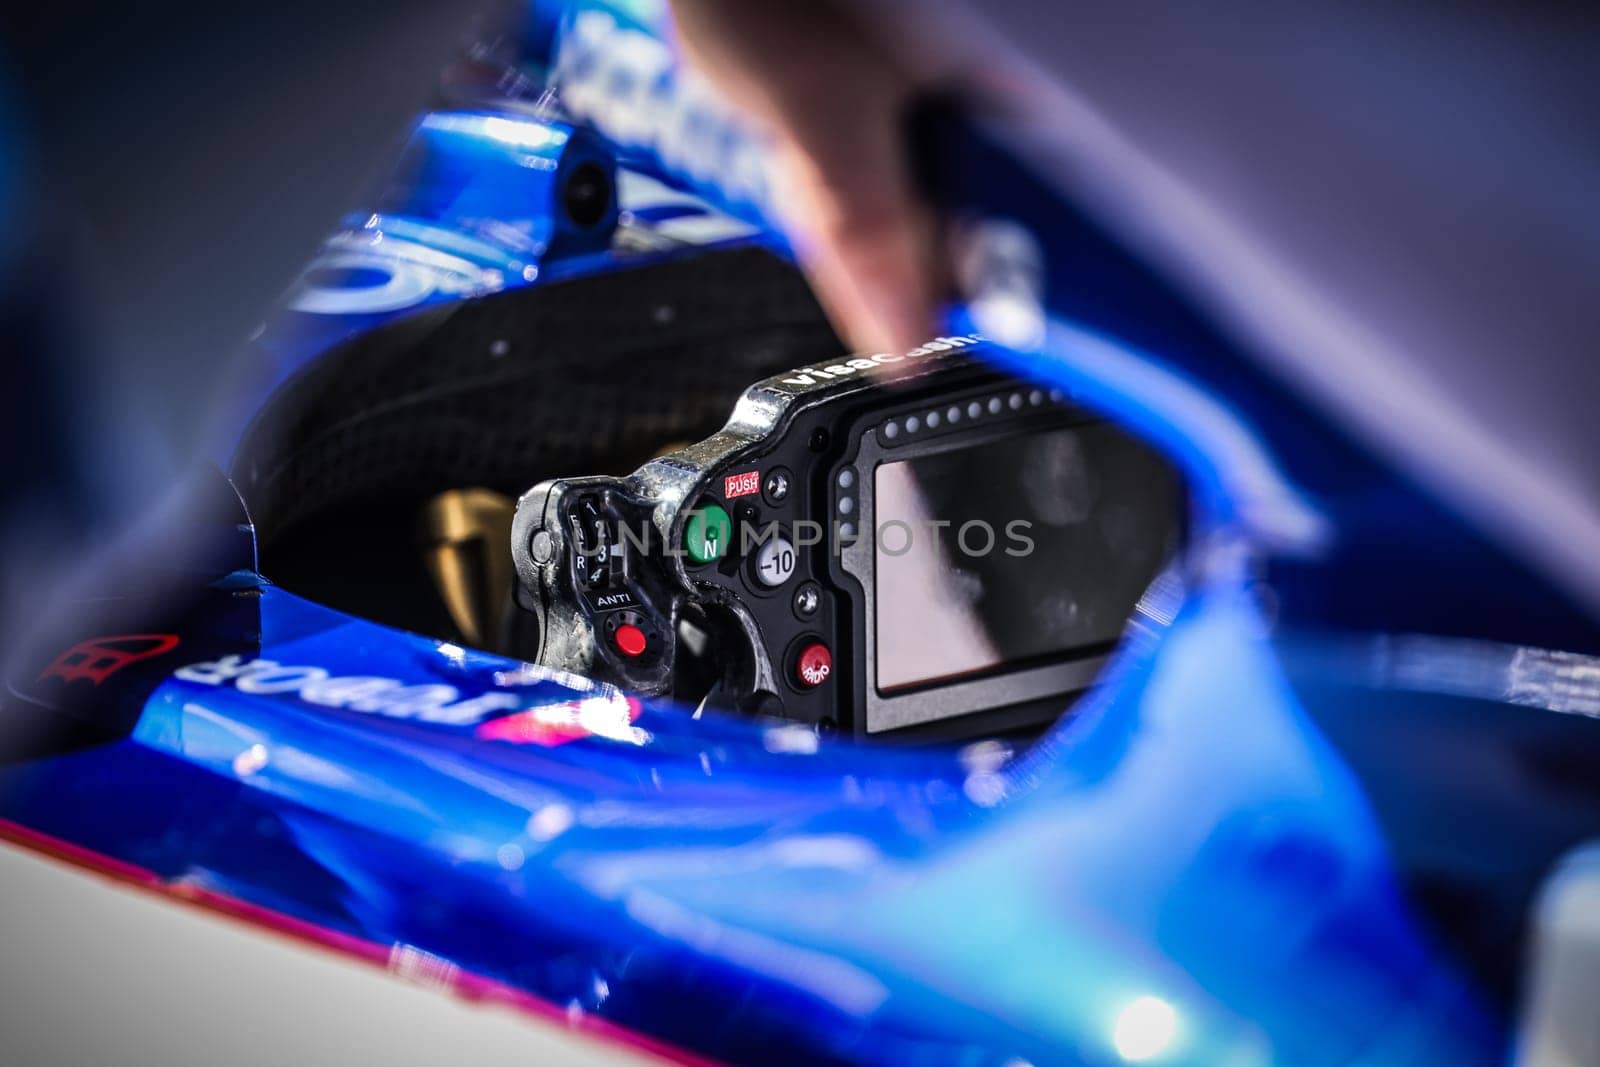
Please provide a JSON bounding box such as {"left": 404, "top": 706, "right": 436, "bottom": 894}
{"left": 670, "top": 0, "right": 943, "bottom": 358}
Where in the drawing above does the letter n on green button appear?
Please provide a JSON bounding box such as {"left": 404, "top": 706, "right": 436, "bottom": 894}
{"left": 684, "top": 504, "right": 731, "bottom": 563}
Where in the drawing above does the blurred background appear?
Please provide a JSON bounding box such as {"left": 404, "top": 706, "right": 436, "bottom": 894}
{"left": 0, "top": 1, "right": 508, "bottom": 648}
{"left": 4, "top": 2, "right": 1597, "bottom": 650}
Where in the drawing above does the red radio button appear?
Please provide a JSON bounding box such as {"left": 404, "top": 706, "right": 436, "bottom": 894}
{"left": 794, "top": 641, "right": 832, "bottom": 688}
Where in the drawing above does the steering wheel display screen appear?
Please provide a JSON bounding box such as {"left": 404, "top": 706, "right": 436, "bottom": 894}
{"left": 874, "top": 424, "right": 1180, "bottom": 693}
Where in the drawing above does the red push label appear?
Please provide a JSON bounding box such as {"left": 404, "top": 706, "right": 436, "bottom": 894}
{"left": 724, "top": 470, "right": 761, "bottom": 499}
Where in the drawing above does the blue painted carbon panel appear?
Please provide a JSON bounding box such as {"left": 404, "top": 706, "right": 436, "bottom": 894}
{"left": 0, "top": 569, "right": 1499, "bottom": 1064}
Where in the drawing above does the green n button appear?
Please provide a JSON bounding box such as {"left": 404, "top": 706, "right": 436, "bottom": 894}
{"left": 684, "top": 504, "right": 731, "bottom": 563}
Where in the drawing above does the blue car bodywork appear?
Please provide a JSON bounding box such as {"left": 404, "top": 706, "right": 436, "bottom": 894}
{"left": 3, "top": 3, "right": 1597, "bottom": 1064}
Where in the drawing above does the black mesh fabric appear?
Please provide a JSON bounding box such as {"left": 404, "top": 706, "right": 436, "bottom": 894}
{"left": 233, "top": 246, "right": 842, "bottom": 542}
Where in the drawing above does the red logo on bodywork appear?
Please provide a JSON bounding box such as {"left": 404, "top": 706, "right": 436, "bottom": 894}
{"left": 39, "top": 634, "right": 181, "bottom": 686}
{"left": 723, "top": 470, "right": 761, "bottom": 499}
{"left": 475, "top": 694, "right": 642, "bottom": 747}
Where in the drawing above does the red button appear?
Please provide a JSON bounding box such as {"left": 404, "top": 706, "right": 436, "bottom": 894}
{"left": 614, "top": 623, "right": 647, "bottom": 658}
{"left": 794, "top": 641, "right": 832, "bottom": 688}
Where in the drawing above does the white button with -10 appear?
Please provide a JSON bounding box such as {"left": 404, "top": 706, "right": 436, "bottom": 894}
{"left": 754, "top": 535, "right": 797, "bottom": 587}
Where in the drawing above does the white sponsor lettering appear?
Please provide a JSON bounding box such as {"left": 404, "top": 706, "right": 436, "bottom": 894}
{"left": 290, "top": 234, "right": 503, "bottom": 317}
{"left": 173, "top": 656, "right": 522, "bottom": 726}
{"left": 779, "top": 336, "right": 982, "bottom": 388}
{"left": 554, "top": 12, "right": 772, "bottom": 215}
